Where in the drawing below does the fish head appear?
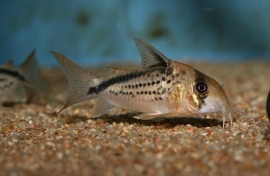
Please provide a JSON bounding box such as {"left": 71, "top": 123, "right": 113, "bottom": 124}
{"left": 198, "top": 77, "right": 230, "bottom": 111}
{"left": 169, "top": 63, "right": 231, "bottom": 116}
{"left": 188, "top": 71, "right": 232, "bottom": 127}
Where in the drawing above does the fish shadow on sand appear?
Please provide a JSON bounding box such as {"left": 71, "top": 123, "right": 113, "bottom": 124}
{"left": 1, "top": 101, "right": 18, "bottom": 107}
{"left": 1, "top": 101, "right": 31, "bottom": 108}
{"left": 104, "top": 113, "right": 223, "bottom": 128}
{"left": 62, "top": 112, "right": 223, "bottom": 128}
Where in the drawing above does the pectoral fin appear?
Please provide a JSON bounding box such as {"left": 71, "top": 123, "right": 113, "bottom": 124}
{"left": 134, "top": 111, "right": 193, "bottom": 121}
{"left": 134, "top": 112, "right": 178, "bottom": 120}
{"left": 134, "top": 112, "right": 164, "bottom": 120}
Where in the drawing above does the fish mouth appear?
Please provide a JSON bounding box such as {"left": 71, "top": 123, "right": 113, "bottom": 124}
{"left": 199, "top": 96, "right": 232, "bottom": 128}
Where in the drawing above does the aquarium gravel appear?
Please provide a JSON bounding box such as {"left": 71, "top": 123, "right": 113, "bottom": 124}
{"left": 0, "top": 61, "right": 269, "bottom": 176}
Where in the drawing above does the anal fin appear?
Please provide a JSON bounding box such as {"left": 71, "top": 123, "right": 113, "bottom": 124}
{"left": 92, "top": 97, "right": 114, "bottom": 118}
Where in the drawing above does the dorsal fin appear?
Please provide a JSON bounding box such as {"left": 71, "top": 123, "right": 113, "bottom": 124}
{"left": 134, "top": 38, "right": 171, "bottom": 69}
{"left": 18, "top": 49, "right": 49, "bottom": 91}
{"left": 18, "top": 49, "right": 37, "bottom": 73}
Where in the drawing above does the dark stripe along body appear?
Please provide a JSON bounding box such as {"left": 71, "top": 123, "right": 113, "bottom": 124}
{"left": 0, "top": 68, "right": 26, "bottom": 82}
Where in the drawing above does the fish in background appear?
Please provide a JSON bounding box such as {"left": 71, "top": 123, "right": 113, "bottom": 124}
{"left": 51, "top": 38, "right": 235, "bottom": 128}
{"left": 0, "top": 50, "right": 48, "bottom": 104}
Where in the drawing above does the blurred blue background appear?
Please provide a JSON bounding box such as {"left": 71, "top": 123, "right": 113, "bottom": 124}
{"left": 0, "top": 0, "right": 270, "bottom": 66}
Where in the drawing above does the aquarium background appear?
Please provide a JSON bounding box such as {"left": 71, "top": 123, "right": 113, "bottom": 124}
{"left": 0, "top": 0, "right": 270, "bottom": 66}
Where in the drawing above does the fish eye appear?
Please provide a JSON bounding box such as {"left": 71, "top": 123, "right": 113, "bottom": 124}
{"left": 195, "top": 81, "right": 208, "bottom": 94}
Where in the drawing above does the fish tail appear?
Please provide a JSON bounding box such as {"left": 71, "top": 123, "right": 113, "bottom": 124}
{"left": 18, "top": 49, "right": 49, "bottom": 91}
{"left": 50, "top": 51, "right": 100, "bottom": 113}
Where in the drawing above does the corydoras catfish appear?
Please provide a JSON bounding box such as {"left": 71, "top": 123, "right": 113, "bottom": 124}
{"left": 51, "top": 38, "right": 234, "bottom": 128}
{"left": 0, "top": 50, "right": 47, "bottom": 103}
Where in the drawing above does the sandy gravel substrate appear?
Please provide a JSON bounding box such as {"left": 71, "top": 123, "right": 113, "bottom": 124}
{"left": 0, "top": 61, "right": 270, "bottom": 176}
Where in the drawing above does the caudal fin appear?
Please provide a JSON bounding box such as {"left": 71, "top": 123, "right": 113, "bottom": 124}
{"left": 50, "top": 51, "right": 100, "bottom": 113}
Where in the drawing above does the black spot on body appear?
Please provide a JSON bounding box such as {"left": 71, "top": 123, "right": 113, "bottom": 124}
{"left": 162, "top": 89, "right": 166, "bottom": 94}
{"left": 167, "top": 80, "right": 171, "bottom": 84}
{"left": 181, "top": 70, "right": 186, "bottom": 75}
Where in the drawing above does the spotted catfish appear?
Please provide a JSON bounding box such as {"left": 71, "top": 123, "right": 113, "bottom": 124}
{"left": 51, "top": 38, "right": 233, "bottom": 128}
{"left": 0, "top": 50, "right": 47, "bottom": 103}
